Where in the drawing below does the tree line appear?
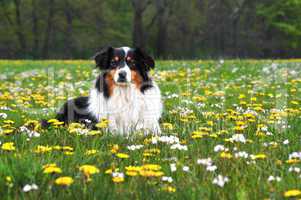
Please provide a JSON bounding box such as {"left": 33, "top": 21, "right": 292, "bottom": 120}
{"left": 0, "top": 0, "right": 300, "bottom": 59}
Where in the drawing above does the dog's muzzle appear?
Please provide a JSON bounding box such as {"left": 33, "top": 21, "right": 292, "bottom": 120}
{"left": 117, "top": 71, "right": 127, "bottom": 83}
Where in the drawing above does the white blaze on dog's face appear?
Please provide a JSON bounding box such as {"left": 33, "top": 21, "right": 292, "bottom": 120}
{"left": 111, "top": 47, "right": 133, "bottom": 86}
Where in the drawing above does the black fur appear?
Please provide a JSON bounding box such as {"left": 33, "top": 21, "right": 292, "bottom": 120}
{"left": 55, "top": 96, "right": 97, "bottom": 126}
{"left": 94, "top": 46, "right": 113, "bottom": 70}
{"left": 133, "top": 48, "right": 155, "bottom": 93}
{"left": 95, "top": 72, "right": 111, "bottom": 99}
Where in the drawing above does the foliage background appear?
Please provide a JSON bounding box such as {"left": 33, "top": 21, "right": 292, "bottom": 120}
{"left": 0, "top": 0, "right": 301, "bottom": 59}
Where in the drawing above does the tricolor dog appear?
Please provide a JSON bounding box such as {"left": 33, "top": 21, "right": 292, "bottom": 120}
{"left": 55, "top": 47, "right": 162, "bottom": 135}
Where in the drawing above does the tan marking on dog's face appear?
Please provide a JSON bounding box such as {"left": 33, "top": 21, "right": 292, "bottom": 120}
{"left": 105, "top": 69, "right": 116, "bottom": 95}
{"left": 131, "top": 70, "right": 142, "bottom": 89}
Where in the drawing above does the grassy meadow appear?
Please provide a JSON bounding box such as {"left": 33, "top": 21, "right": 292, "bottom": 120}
{"left": 0, "top": 60, "right": 301, "bottom": 199}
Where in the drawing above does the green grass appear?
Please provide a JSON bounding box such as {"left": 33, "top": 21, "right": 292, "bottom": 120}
{"left": 0, "top": 60, "right": 301, "bottom": 199}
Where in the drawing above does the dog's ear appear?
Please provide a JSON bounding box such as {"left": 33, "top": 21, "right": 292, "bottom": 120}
{"left": 93, "top": 46, "right": 113, "bottom": 70}
{"left": 135, "top": 48, "right": 155, "bottom": 71}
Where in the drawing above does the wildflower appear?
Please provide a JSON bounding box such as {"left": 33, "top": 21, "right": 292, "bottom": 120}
{"left": 43, "top": 164, "right": 62, "bottom": 174}
{"left": 6, "top": 176, "right": 13, "bottom": 187}
{"left": 47, "top": 119, "right": 64, "bottom": 126}
{"left": 139, "top": 170, "right": 164, "bottom": 177}
{"left": 229, "top": 134, "right": 246, "bottom": 143}
{"left": 125, "top": 166, "right": 141, "bottom": 176}
{"left": 127, "top": 144, "right": 143, "bottom": 151}
{"left": 234, "top": 151, "right": 249, "bottom": 159}
{"left": 1, "top": 142, "right": 15, "bottom": 151}
{"left": 251, "top": 154, "right": 267, "bottom": 160}
{"left": 288, "top": 167, "right": 300, "bottom": 173}
{"left": 110, "top": 144, "right": 119, "bottom": 154}
{"left": 85, "top": 149, "right": 98, "bottom": 156}
{"left": 182, "top": 166, "right": 190, "bottom": 172}
{"left": 206, "top": 165, "right": 217, "bottom": 172}
{"left": 87, "top": 130, "right": 101, "bottom": 136}
{"left": 0, "top": 113, "right": 7, "bottom": 119}
{"left": 22, "top": 184, "right": 38, "bottom": 192}
{"left": 142, "top": 164, "right": 161, "bottom": 171}
{"left": 286, "top": 159, "right": 300, "bottom": 164}
{"left": 284, "top": 189, "right": 301, "bottom": 197}
{"left": 214, "top": 145, "right": 226, "bottom": 152}
{"left": 116, "top": 153, "right": 129, "bottom": 159}
{"left": 197, "top": 158, "right": 213, "bottom": 166}
{"left": 95, "top": 118, "right": 109, "bottom": 128}
{"left": 170, "top": 143, "right": 188, "bottom": 151}
{"left": 288, "top": 152, "right": 301, "bottom": 160}
{"left": 267, "top": 176, "right": 281, "bottom": 182}
{"left": 126, "top": 171, "right": 138, "bottom": 176}
{"left": 161, "top": 176, "right": 173, "bottom": 183}
{"left": 152, "top": 135, "right": 180, "bottom": 144}
{"left": 112, "top": 172, "right": 124, "bottom": 183}
{"left": 162, "top": 123, "right": 173, "bottom": 130}
{"left": 3, "top": 129, "right": 14, "bottom": 135}
{"left": 3, "top": 119, "right": 14, "bottom": 124}
{"left": 170, "top": 163, "right": 177, "bottom": 172}
{"left": 163, "top": 186, "right": 176, "bottom": 192}
{"left": 212, "top": 175, "right": 229, "bottom": 187}
{"left": 79, "top": 165, "right": 100, "bottom": 176}
{"left": 34, "top": 145, "right": 52, "bottom": 153}
{"left": 55, "top": 176, "right": 74, "bottom": 186}
{"left": 105, "top": 168, "right": 113, "bottom": 174}
{"left": 220, "top": 152, "right": 232, "bottom": 159}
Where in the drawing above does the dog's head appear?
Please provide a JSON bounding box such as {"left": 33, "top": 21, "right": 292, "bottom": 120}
{"left": 93, "top": 46, "right": 155, "bottom": 87}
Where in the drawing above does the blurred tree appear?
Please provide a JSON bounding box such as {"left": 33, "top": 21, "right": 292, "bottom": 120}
{"left": 131, "top": 0, "right": 151, "bottom": 49}
{"left": 0, "top": 0, "right": 300, "bottom": 59}
{"left": 258, "top": 0, "right": 301, "bottom": 54}
{"left": 42, "top": 0, "right": 55, "bottom": 58}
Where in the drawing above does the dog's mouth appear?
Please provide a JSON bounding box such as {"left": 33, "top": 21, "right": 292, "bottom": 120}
{"left": 116, "top": 78, "right": 130, "bottom": 86}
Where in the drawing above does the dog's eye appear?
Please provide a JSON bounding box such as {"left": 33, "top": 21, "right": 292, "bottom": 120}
{"left": 114, "top": 56, "right": 120, "bottom": 62}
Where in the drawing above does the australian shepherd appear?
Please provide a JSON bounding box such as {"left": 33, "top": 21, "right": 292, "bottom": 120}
{"left": 53, "top": 46, "right": 162, "bottom": 135}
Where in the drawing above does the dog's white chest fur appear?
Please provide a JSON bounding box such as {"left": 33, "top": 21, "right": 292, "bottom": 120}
{"left": 88, "top": 83, "right": 162, "bottom": 134}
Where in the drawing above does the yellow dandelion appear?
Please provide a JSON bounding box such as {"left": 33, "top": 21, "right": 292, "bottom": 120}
{"left": 112, "top": 176, "right": 124, "bottom": 183}
{"left": 34, "top": 145, "right": 52, "bottom": 153}
{"left": 126, "top": 171, "right": 138, "bottom": 176}
{"left": 139, "top": 170, "right": 164, "bottom": 177}
{"left": 125, "top": 166, "right": 142, "bottom": 171}
{"left": 79, "top": 165, "right": 100, "bottom": 176}
{"left": 142, "top": 164, "right": 161, "bottom": 171}
{"left": 284, "top": 189, "right": 301, "bottom": 198}
{"left": 43, "top": 164, "right": 62, "bottom": 174}
{"left": 1, "top": 142, "right": 16, "bottom": 151}
{"left": 110, "top": 144, "right": 119, "bottom": 154}
{"left": 286, "top": 159, "right": 300, "bottom": 164}
{"left": 116, "top": 153, "right": 129, "bottom": 159}
{"left": 3, "top": 120, "right": 14, "bottom": 124}
{"left": 55, "top": 176, "right": 74, "bottom": 186}
{"left": 163, "top": 186, "right": 176, "bottom": 193}
{"left": 251, "top": 154, "right": 266, "bottom": 160}
{"left": 95, "top": 118, "right": 109, "bottom": 128}
{"left": 220, "top": 152, "right": 232, "bottom": 159}
{"left": 162, "top": 123, "right": 173, "bottom": 130}
{"left": 85, "top": 149, "right": 98, "bottom": 156}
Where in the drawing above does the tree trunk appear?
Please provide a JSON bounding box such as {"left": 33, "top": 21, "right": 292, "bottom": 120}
{"left": 155, "top": 0, "right": 169, "bottom": 58}
{"left": 131, "top": 0, "right": 150, "bottom": 49}
{"left": 42, "top": 0, "right": 55, "bottom": 58}
{"left": 13, "top": 0, "right": 27, "bottom": 54}
{"left": 63, "top": 0, "right": 73, "bottom": 58}
{"left": 31, "top": 0, "right": 39, "bottom": 57}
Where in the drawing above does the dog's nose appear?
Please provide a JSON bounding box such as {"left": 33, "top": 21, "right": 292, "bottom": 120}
{"left": 118, "top": 71, "right": 127, "bottom": 79}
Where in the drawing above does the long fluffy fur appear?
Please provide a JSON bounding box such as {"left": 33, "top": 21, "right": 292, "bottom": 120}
{"left": 48, "top": 47, "right": 162, "bottom": 135}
